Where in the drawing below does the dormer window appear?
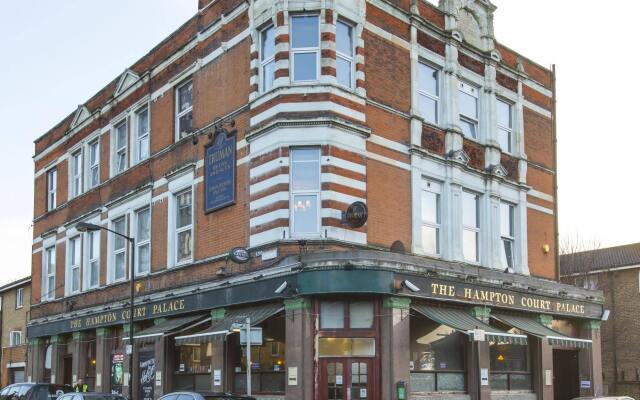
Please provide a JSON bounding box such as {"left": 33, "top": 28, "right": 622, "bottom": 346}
{"left": 291, "top": 15, "right": 319, "bottom": 82}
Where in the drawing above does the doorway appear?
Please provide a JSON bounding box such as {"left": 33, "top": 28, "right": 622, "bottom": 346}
{"left": 63, "top": 355, "right": 73, "bottom": 385}
{"left": 319, "top": 358, "right": 374, "bottom": 400}
{"left": 553, "top": 349, "right": 580, "bottom": 400}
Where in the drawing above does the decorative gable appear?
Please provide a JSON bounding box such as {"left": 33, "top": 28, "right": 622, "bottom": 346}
{"left": 70, "top": 105, "right": 91, "bottom": 129}
{"left": 439, "top": 0, "right": 497, "bottom": 52}
{"left": 114, "top": 69, "right": 140, "bottom": 97}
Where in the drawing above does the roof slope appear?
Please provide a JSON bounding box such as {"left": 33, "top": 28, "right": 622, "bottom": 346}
{"left": 560, "top": 243, "right": 640, "bottom": 276}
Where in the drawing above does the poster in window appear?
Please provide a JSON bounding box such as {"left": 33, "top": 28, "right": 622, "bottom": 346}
{"left": 204, "top": 131, "right": 236, "bottom": 213}
{"left": 111, "top": 353, "right": 124, "bottom": 395}
{"left": 138, "top": 350, "right": 156, "bottom": 400}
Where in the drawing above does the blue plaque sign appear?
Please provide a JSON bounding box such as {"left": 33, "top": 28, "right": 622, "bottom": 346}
{"left": 204, "top": 132, "right": 236, "bottom": 213}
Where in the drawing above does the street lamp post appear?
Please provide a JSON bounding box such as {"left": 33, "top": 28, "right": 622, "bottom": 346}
{"left": 76, "top": 222, "right": 135, "bottom": 400}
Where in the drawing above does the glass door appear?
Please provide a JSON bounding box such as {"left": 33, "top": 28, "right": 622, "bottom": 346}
{"left": 320, "top": 359, "right": 373, "bottom": 400}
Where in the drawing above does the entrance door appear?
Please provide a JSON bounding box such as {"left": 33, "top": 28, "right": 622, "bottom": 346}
{"left": 63, "top": 355, "right": 73, "bottom": 385}
{"left": 553, "top": 349, "right": 580, "bottom": 400}
{"left": 320, "top": 359, "right": 374, "bottom": 400}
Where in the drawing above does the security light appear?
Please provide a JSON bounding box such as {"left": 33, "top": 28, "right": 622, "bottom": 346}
{"left": 403, "top": 280, "right": 420, "bottom": 292}
{"left": 274, "top": 281, "right": 289, "bottom": 294}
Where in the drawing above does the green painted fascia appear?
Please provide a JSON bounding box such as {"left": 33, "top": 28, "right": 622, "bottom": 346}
{"left": 298, "top": 269, "right": 394, "bottom": 295}
{"left": 383, "top": 297, "right": 411, "bottom": 310}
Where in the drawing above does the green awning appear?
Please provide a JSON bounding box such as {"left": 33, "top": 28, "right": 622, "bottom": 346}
{"left": 174, "top": 303, "right": 283, "bottom": 346}
{"left": 123, "top": 314, "right": 209, "bottom": 344}
{"left": 492, "top": 313, "right": 592, "bottom": 349}
{"left": 412, "top": 305, "right": 528, "bottom": 345}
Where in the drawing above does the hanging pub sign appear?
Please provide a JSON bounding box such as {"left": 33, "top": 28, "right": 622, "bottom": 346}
{"left": 204, "top": 131, "right": 236, "bottom": 213}
{"left": 344, "top": 201, "right": 368, "bottom": 228}
{"left": 138, "top": 350, "right": 156, "bottom": 400}
{"left": 229, "top": 247, "right": 250, "bottom": 264}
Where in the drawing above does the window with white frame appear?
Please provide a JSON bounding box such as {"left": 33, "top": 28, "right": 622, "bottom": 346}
{"left": 260, "top": 25, "right": 275, "bottom": 92}
{"left": 135, "top": 106, "right": 150, "bottom": 163}
{"left": 175, "top": 189, "right": 193, "bottom": 264}
{"left": 291, "top": 15, "right": 319, "bottom": 82}
{"left": 421, "top": 179, "right": 441, "bottom": 255}
{"left": 43, "top": 246, "right": 56, "bottom": 301}
{"left": 70, "top": 150, "right": 83, "bottom": 198}
{"left": 418, "top": 63, "right": 439, "bottom": 124}
{"left": 459, "top": 82, "right": 479, "bottom": 139}
{"left": 86, "top": 230, "right": 100, "bottom": 289}
{"left": 290, "top": 148, "right": 321, "bottom": 236}
{"left": 135, "top": 207, "right": 151, "bottom": 275}
{"left": 47, "top": 169, "right": 57, "bottom": 211}
{"left": 68, "top": 236, "right": 81, "bottom": 294}
{"left": 112, "top": 217, "right": 127, "bottom": 282}
{"left": 16, "top": 288, "right": 23, "bottom": 309}
{"left": 500, "top": 202, "right": 515, "bottom": 269}
{"left": 462, "top": 191, "right": 480, "bottom": 263}
{"left": 497, "top": 99, "right": 513, "bottom": 153}
{"left": 10, "top": 331, "right": 22, "bottom": 347}
{"left": 114, "top": 120, "right": 128, "bottom": 174}
{"left": 336, "top": 20, "right": 354, "bottom": 88}
{"left": 87, "top": 139, "right": 100, "bottom": 189}
{"left": 176, "top": 81, "right": 193, "bottom": 140}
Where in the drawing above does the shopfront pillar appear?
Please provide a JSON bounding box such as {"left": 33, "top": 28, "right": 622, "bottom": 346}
{"left": 209, "top": 309, "right": 227, "bottom": 392}
{"left": 27, "top": 338, "right": 45, "bottom": 383}
{"left": 579, "top": 321, "right": 603, "bottom": 397}
{"left": 49, "top": 336, "right": 65, "bottom": 384}
{"left": 72, "top": 332, "right": 88, "bottom": 387}
{"left": 122, "top": 324, "right": 137, "bottom": 398}
{"left": 284, "top": 298, "right": 313, "bottom": 400}
{"left": 380, "top": 297, "right": 411, "bottom": 400}
{"left": 533, "top": 315, "right": 554, "bottom": 400}
{"left": 95, "top": 328, "right": 112, "bottom": 393}
{"left": 468, "top": 307, "right": 491, "bottom": 400}
{"left": 153, "top": 319, "right": 170, "bottom": 399}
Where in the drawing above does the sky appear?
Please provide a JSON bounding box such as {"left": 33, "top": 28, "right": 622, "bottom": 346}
{"left": 0, "top": 0, "right": 637, "bottom": 285}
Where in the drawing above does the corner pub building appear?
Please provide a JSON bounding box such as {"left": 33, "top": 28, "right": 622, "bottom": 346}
{"left": 26, "top": 1, "right": 604, "bottom": 400}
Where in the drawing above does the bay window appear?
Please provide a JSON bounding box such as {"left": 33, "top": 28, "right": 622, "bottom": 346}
{"left": 290, "top": 148, "right": 320, "bottom": 236}
{"left": 43, "top": 246, "right": 56, "bottom": 300}
{"left": 47, "top": 169, "right": 57, "bottom": 211}
{"left": 87, "top": 139, "right": 100, "bottom": 189}
{"left": 421, "top": 179, "right": 441, "bottom": 255}
{"left": 418, "top": 63, "right": 440, "bottom": 124}
{"left": 175, "top": 189, "right": 193, "bottom": 264}
{"left": 114, "top": 120, "right": 128, "bottom": 174}
{"left": 500, "top": 202, "right": 515, "bottom": 269}
{"left": 260, "top": 25, "right": 275, "bottom": 91}
{"left": 459, "top": 82, "right": 479, "bottom": 139}
{"left": 112, "top": 217, "right": 127, "bottom": 282}
{"left": 68, "top": 236, "right": 81, "bottom": 294}
{"left": 70, "top": 150, "right": 83, "bottom": 198}
{"left": 291, "top": 15, "right": 319, "bottom": 82}
{"left": 135, "top": 207, "right": 151, "bottom": 275}
{"left": 135, "top": 106, "right": 150, "bottom": 163}
{"left": 462, "top": 191, "right": 479, "bottom": 263}
{"left": 336, "top": 20, "right": 354, "bottom": 88}
{"left": 497, "top": 99, "right": 513, "bottom": 153}
{"left": 176, "top": 81, "right": 193, "bottom": 140}
{"left": 86, "top": 230, "right": 100, "bottom": 289}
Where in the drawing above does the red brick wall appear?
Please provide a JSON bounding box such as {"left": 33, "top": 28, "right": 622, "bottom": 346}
{"left": 527, "top": 208, "right": 555, "bottom": 280}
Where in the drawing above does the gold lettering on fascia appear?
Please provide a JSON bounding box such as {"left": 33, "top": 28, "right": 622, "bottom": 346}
{"left": 152, "top": 299, "right": 186, "bottom": 315}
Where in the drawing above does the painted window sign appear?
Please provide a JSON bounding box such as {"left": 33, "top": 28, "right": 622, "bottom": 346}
{"left": 204, "top": 132, "right": 236, "bottom": 213}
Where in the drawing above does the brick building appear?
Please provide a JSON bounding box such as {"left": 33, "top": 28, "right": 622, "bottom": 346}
{"left": 27, "top": 1, "right": 604, "bottom": 400}
{"left": 0, "top": 277, "right": 31, "bottom": 386}
{"left": 560, "top": 243, "right": 640, "bottom": 398}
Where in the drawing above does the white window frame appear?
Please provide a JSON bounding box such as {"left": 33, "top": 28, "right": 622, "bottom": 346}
{"left": 336, "top": 19, "right": 355, "bottom": 89}
{"left": 459, "top": 81, "right": 479, "bottom": 139}
{"left": 462, "top": 190, "right": 480, "bottom": 263}
{"left": 110, "top": 216, "right": 128, "bottom": 283}
{"left": 9, "top": 331, "right": 22, "bottom": 347}
{"left": 113, "top": 119, "right": 128, "bottom": 175}
{"left": 259, "top": 24, "right": 276, "bottom": 92}
{"left": 417, "top": 62, "right": 440, "bottom": 124}
{"left": 84, "top": 229, "right": 100, "bottom": 290}
{"left": 86, "top": 139, "right": 100, "bottom": 189}
{"left": 134, "top": 105, "right": 150, "bottom": 164}
{"left": 175, "top": 80, "right": 193, "bottom": 141}
{"left": 500, "top": 201, "right": 515, "bottom": 269}
{"left": 66, "top": 236, "right": 82, "bottom": 295}
{"left": 289, "top": 147, "right": 321, "bottom": 237}
{"left": 290, "top": 15, "right": 321, "bottom": 83}
{"left": 173, "top": 188, "right": 194, "bottom": 266}
{"left": 42, "top": 245, "right": 56, "bottom": 301}
{"left": 15, "top": 288, "right": 23, "bottom": 309}
{"left": 47, "top": 169, "right": 57, "bottom": 211}
{"left": 420, "top": 178, "right": 442, "bottom": 256}
{"left": 70, "top": 150, "right": 83, "bottom": 199}
{"left": 497, "top": 98, "right": 514, "bottom": 153}
{"left": 134, "top": 206, "right": 151, "bottom": 276}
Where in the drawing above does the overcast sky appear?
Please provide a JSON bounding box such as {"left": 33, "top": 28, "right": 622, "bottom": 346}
{"left": 0, "top": 1, "right": 636, "bottom": 286}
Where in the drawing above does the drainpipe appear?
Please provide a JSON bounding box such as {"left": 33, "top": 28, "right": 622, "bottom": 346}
{"left": 551, "top": 64, "right": 560, "bottom": 281}
{"left": 610, "top": 270, "right": 618, "bottom": 394}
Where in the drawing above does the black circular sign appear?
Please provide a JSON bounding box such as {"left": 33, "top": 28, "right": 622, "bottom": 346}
{"left": 345, "top": 201, "right": 368, "bottom": 228}
{"left": 229, "top": 247, "right": 250, "bottom": 263}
